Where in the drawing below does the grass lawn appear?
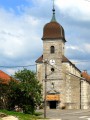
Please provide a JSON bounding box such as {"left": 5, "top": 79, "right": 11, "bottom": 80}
{"left": 0, "top": 109, "right": 43, "bottom": 120}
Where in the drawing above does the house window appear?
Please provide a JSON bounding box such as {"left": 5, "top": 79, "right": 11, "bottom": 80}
{"left": 50, "top": 46, "right": 55, "bottom": 53}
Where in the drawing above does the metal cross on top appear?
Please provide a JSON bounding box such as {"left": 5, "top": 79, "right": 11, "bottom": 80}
{"left": 51, "top": 0, "right": 56, "bottom": 21}
{"left": 52, "top": 0, "right": 55, "bottom": 9}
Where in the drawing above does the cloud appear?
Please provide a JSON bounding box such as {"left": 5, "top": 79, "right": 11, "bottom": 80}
{"left": 66, "top": 44, "right": 90, "bottom": 60}
{"left": 84, "top": 44, "right": 90, "bottom": 53}
{"left": 65, "top": 43, "right": 90, "bottom": 73}
{"left": 0, "top": 7, "right": 43, "bottom": 75}
{"left": 66, "top": 45, "right": 84, "bottom": 52}
{"left": 56, "top": 0, "right": 90, "bottom": 21}
{"left": 0, "top": 7, "right": 42, "bottom": 58}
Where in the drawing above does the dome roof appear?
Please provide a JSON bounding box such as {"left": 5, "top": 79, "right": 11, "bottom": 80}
{"left": 42, "top": 21, "right": 66, "bottom": 42}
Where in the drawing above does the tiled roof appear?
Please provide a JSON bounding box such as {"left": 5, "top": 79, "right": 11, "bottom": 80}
{"left": 35, "top": 55, "right": 43, "bottom": 63}
{"left": 62, "top": 56, "right": 81, "bottom": 72}
{"left": 62, "top": 55, "right": 70, "bottom": 62}
{"left": 35, "top": 55, "right": 81, "bottom": 72}
{"left": 81, "top": 71, "right": 90, "bottom": 82}
{"left": 0, "top": 70, "right": 11, "bottom": 84}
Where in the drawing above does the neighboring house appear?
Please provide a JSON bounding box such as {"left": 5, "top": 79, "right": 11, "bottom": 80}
{"left": 0, "top": 70, "right": 11, "bottom": 84}
{"left": 81, "top": 71, "right": 90, "bottom": 109}
{"left": 0, "top": 70, "right": 12, "bottom": 109}
{"left": 36, "top": 5, "right": 90, "bottom": 109}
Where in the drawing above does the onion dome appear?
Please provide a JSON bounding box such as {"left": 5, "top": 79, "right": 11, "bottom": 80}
{"left": 42, "top": 5, "right": 66, "bottom": 42}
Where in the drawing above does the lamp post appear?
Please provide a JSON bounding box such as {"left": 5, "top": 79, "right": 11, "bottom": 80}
{"left": 44, "top": 59, "right": 47, "bottom": 118}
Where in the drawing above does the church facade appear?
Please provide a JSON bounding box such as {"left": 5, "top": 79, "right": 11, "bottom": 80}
{"left": 36, "top": 6, "right": 90, "bottom": 109}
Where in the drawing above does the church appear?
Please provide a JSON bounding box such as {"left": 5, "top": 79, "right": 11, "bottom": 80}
{"left": 36, "top": 3, "right": 90, "bottom": 109}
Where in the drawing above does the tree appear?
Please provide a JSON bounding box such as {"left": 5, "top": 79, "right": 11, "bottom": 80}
{"left": 0, "top": 78, "right": 21, "bottom": 110}
{"left": 0, "top": 79, "right": 8, "bottom": 109}
{"left": 7, "top": 80, "right": 22, "bottom": 111}
{"left": 11, "top": 68, "right": 42, "bottom": 114}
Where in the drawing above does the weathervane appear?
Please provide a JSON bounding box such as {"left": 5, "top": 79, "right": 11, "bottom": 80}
{"left": 51, "top": 0, "right": 56, "bottom": 22}
{"left": 52, "top": 0, "right": 55, "bottom": 9}
{"left": 52, "top": 0, "right": 55, "bottom": 14}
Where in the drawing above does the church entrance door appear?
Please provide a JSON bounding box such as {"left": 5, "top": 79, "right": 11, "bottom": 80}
{"left": 49, "top": 101, "right": 57, "bottom": 109}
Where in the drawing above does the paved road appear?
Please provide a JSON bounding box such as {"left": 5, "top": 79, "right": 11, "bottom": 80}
{"left": 37, "top": 109, "right": 90, "bottom": 120}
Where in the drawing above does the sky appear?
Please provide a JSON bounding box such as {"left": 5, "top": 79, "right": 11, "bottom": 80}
{"left": 0, "top": 0, "right": 90, "bottom": 75}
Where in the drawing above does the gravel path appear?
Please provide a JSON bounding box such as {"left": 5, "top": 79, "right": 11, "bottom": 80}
{"left": 1, "top": 117, "right": 61, "bottom": 120}
{"left": 1, "top": 116, "right": 18, "bottom": 120}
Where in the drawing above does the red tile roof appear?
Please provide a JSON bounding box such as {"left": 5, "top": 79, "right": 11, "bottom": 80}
{"left": 81, "top": 71, "right": 90, "bottom": 82}
{"left": 0, "top": 70, "right": 11, "bottom": 84}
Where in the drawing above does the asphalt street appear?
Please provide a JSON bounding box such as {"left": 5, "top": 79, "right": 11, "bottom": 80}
{"left": 37, "top": 109, "right": 90, "bottom": 120}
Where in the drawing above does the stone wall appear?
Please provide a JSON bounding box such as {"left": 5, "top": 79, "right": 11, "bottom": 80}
{"left": 62, "top": 64, "right": 81, "bottom": 109}
{"left": 81, "top": 80, "right": 90, "bottom": 109}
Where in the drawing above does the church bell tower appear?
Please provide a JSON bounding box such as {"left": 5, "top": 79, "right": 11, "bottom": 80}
{"left": 41, "top": 1, "right": 66, "bottom": 109}
{"left": 36, "top": 0, "right": 66, "bottom": 109}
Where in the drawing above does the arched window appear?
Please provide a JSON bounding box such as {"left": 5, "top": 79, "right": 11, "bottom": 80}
{"left": 50, "top": 46, "right": 55, "bottom": 53}
{"left": 51, "top": 68, "right": 55, "bottom": 72}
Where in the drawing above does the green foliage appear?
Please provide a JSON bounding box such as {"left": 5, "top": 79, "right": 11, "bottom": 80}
{"left": 8, "top": 69, "right": 42, "bottom": 114}
{"left": 14, "top": 69, "right": 42, "bottom": 103}
{"left": 0, "top": 69, "right": 42, "bottom": 114}
{"left": 7, "top": 80, "right": 23, "bottom": 110}
{"left": 0, "top": 79, "right": 8, "bottom": 109}
{"left": 0, "top": 109, "right": 42, "bottom": 120}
